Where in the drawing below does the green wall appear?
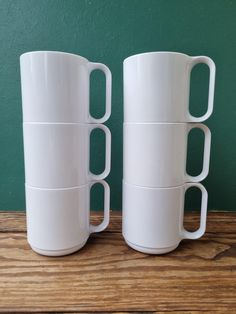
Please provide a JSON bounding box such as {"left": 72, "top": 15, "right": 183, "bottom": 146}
{"left": 0, "top": 0, "right": 235, "bottom": 211}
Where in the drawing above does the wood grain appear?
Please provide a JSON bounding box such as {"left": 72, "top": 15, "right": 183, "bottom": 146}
{"left": 0, "top": 211, "right": 235, "bottom": 313}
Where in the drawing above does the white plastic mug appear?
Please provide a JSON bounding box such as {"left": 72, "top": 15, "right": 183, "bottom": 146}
{"left": 26, "top": 181, "right": 110, "bottom": 256}
{"left": 23, "top": 123, "right": 111, "bottom": 188}
{"left": 20, "top": 51, "right": 111, "bottom": 123}
{"left": 123, "top": 123, "right": 211, "bottom": 187}
{"left": 122, "top": 181, "right": 208, "bottom": 254}
{"left": 124, "top": 52, "right": 215, "bottom": 122}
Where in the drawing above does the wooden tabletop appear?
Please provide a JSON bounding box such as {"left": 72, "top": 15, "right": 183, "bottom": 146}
{"left": 0, "top": 211, "right": 235, "bottom": 313}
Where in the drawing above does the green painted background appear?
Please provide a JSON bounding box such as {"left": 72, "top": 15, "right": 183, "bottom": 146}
{"left": 0, "top": 0, "right": 235, "bottom": 211}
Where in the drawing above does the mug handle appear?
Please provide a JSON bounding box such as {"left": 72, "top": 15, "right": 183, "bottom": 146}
{"left": 88, "top": 62, "right": 112, "bottom": 123}
{"left": 89, "top": 180, "right": 110, "bottom": 233}
{"left": 188, "top": 56, "right": 216, "bottom": 122}
{"left": 88, "top": 124, "right": 111, "bottom": 181}
{"left": 180, "top": 182, "right": 208, "bottom": 240}
{"left": 185, "top": 123, "right": 211, "bottom": 182}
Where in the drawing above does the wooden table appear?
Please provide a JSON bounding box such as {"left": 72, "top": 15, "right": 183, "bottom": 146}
{"left": 0, "top": 211, "right": 235, "bottom": 313}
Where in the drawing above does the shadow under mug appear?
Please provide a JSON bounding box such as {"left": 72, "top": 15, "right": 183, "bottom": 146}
{"left": 122, "top": 181, "right": 208, "bottom": 254}
{"left": 124, "top": 51, "right": 215, "bottom": 123}
{"left": 23, "top": 123, "right": 111, "bottom": 188}
{"left": 123, "top": 122, "right": 211, "bottom": 188}
{"left": 26, "top": 180, "right": 110, "bottom": 256}
{"left": 20, "top": 51, "right": 111, "bottom": 123}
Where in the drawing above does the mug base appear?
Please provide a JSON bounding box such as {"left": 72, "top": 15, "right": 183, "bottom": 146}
{"left": 30, "top": 241, "right": 87, "bottom": 257}
{"left": 125, "top": 239, "right": 179, "bottom": 254}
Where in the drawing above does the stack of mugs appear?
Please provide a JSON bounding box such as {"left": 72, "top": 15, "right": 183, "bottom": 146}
{"left": 123, "top": 52, "right": 216, "bottom": 254}
{"left": 20, "top": 51, "right": 112, "bottom": 256}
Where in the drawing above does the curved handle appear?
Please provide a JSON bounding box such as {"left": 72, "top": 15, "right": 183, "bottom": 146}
{"left": 180, "top": 182, "right": 208, "bottom": 240}
{"left": 88, "top": 62, "right": 112, "bottom": 123}
{"left": 88, "top": 124, "right": 111, "bottom": 181}
{"left": 89, "top": 180, "right": 110, "bottom": 233}
{"left": 188, "top": 56, "right": 216, "bottom": 122}
{"left": 185, "top": 123, "right": 211, "bottom": 182}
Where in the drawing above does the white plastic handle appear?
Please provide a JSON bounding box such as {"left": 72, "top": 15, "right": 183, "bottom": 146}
{"left": 188, "top": 56, "right": 216, "bottom": 122}
{"left": 185, "top": 123, "right": 211, "bottom": 182}
{"left": 180, "top": 182, "right": 208, "bottom": 240}
{"left": 88, "top": 124, "right": 111, "bottom": 181}
{"left": 88, "top": 62, "right": 112, "bottom": 123}
{"left": 89, "top": 180, "right": 110, "bottom": 233}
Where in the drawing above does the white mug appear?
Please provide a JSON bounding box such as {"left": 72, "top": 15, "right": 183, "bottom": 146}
{"left": 26, "top": 181, "right": 110, "bottom": 256}
{"left": 123, "top": 123, "right": 211, "bottom": 187}
{"left": 122, "top": 181, "right": 208, "bottom": 254}
{"left": 23, "top": 123, "right": 111, "bottom": 188}
{"left": 124, "top": 51, "right": 215, "bottom": 122}
{"left": 20, "top": 51, "right": 111, "bottom": 123}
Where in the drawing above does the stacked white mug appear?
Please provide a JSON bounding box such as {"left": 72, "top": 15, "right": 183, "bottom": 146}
{"left": 20, "top": 51, "right": 112, "bottom": 256}
{"left": 123, "top": 52, "right": 215, "bottom": 254}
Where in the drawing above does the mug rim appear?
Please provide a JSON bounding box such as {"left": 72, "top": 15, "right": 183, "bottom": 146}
{"left": 124, "top": 51, "right": 190, "bottom": 63}
{"left": 23, "top": 121, "right": 90, "bottom": 126}
{"left": 25, "top": 183, "right": 88, "bottom": 191}
{"left": 123, "top": 122, "right": 189, "bottom": 126}
{"left": 123, "top": 180, "right": 203, "bottom": 191}
{"left": 20, "top": 50, "right": 88, "bottom": 62}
